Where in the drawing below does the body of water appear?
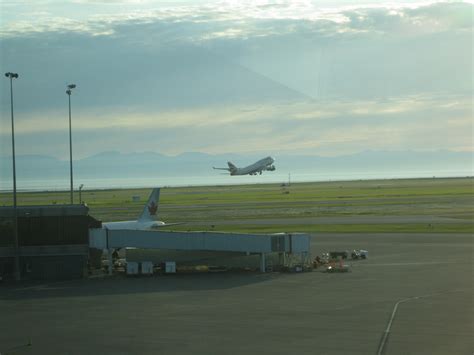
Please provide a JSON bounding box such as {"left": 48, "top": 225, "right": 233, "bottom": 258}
{"left": 0, "top": 170, "right": 471, "bottom": 192}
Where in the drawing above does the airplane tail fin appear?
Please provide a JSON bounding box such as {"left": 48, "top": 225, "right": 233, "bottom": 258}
{"left": 227, "top": 162, "right": 238, "bottom": 174}
{"left": 138, "top": 188, "right": 160, "bottom": 222}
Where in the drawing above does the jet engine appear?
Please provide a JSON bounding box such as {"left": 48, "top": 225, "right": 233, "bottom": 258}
{"left": 267, "top": 165, "right": 276, "bottom": 171}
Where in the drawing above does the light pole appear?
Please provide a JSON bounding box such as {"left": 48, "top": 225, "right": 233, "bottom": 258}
{"left": 79, "top": 184, "right": 84, "bottom": 204}
{"left": 66, "top": 84, "right": 76, "bottom": 204}
{"left": 5, "top": 72, "right": 20, "bottom": 281}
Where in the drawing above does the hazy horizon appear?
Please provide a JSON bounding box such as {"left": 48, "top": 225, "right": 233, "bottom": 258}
{"left": 0, "top": 149, "right": 471, "bottom": 191}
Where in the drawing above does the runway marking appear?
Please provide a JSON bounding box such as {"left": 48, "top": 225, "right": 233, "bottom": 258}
{"left": 376, "top": 289, "right": 468, "bottom": 355}
{"left": 364, "top": 261, "right": 461, "bottom": 266}
{"left": 9, "top": 284, "right": 49, "bottom": 292}
{"left": 9, "top": 279, "right": 74, "bottom": 292}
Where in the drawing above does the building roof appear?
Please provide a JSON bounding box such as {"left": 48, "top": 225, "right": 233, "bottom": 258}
{"left": 0, "top": 204, "right": 90, "bottom": 217}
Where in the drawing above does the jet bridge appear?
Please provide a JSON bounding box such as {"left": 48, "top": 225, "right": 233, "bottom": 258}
{"left": 89, "top": 229, "right": 310, "bottom": 273}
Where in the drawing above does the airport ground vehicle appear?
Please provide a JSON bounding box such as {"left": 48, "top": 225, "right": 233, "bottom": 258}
{"left": 325, "top": 263, "right": 350, "bottom": 273}
{"left": 351, "top": 250, "right": 368, "bottom": 259}
{"left": 329, "top": 251, "right": 349, "bottom": 259}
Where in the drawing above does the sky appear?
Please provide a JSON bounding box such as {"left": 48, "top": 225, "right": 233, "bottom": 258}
{"left": 0, "top": 0, "right": 472, "bottom": 159}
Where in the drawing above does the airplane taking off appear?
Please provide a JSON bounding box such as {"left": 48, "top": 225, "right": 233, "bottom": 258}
{"left": 213, "top": 156, "right": 276, "bottom": 176}
{"left": 102, "top": 188, "right": 181, "bottom": 230}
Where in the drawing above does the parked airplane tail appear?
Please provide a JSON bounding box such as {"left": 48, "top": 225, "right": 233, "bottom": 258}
{"left": 138, "top": 188, "right": 160, "bottom": 222}
{"left": 227, "top": 162, "right": 238, "bottom": 174}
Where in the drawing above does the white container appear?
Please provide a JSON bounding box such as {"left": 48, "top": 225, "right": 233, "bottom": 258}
{"left": 126, "top": 262, "right": 139, "bottom": 275}
{"left": 165, "top": 261, "right": 176, "bottom": 273}
{"left": 141, "top": 261, "right": 154, "bottom": 275}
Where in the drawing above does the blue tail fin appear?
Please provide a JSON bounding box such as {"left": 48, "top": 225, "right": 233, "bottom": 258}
{"left": 138, "top": 188, "right": 160, "bottom": 222}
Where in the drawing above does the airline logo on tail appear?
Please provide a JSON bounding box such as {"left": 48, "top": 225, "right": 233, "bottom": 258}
{"left": 148, "top": 201, "right": 158, "bottom": 215}
{"left": 138, "top": 188, "right": 160, "bottom": 222}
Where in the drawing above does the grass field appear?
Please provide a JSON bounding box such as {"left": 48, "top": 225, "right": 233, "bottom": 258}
{"left": 170, "top": 223, "right": 473, "bottom": 233}
{"left": 1, "top": 177, "right": 472, "bottom": 233}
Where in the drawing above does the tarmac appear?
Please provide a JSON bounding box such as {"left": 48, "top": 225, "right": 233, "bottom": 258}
{"left": 1, "top": 233, "right": 472, "bottom": 355}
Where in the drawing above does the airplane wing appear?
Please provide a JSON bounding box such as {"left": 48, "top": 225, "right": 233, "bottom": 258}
{"left": 151, "top": 222, "right": 185, "bottom": 229}
{"left": 213, "top": 167, "right": 230, "bottom": 171}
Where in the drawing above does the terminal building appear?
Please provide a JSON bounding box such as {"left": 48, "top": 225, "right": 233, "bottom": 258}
{"left": 0, "top": 205, "right": 101, "bottom": 281}
{"left": 1, "top": 204, "right": 311, "bottom": 281}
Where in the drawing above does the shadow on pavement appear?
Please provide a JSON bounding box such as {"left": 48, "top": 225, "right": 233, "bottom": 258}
{"left": 0, "top": 271, "right": 284, "bottom": 300}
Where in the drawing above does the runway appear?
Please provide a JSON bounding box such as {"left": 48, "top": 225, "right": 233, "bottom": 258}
{"left": 1, "top": 233, "right": 472, "bottom": 355}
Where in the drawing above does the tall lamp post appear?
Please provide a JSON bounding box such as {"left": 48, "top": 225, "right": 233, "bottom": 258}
{"left": 5, "top": 72, "right": 20, "bottom": 281}
{"left": 66, "top": 84, "right": 76, "bottom": 204}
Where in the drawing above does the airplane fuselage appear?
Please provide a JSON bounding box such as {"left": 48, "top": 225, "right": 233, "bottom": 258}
{"left": 102, "top": 220, "right": 166, "bottom": 230}
{"left": 231, "top": 156, "right": 275, "bottom": 176}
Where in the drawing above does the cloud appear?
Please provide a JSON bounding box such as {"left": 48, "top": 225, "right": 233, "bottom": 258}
{"left": 1, "top": 1, "right": 471, "bottom": 38}
{"left": 2, "top": 1, "right": 471, "bottom": 112}
{"left": 3, "top": 94, "right": 466, "bottom": 131}
{"left": 1, "top": 94, "right": 471, "bottom": 158}
{"left": 0, "top": 1, "right": 472, "bottom": 159}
